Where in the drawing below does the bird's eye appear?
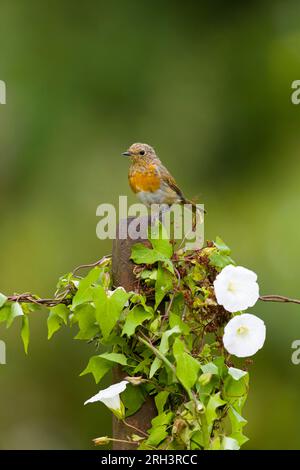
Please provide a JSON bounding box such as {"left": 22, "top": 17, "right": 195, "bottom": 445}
{"left": 139, "top": 150, "right": 145, "bottom": 156}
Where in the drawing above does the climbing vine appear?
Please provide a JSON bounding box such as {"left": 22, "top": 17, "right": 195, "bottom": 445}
{"left": 0, "top": 222, "right": 299, "bottom": 450}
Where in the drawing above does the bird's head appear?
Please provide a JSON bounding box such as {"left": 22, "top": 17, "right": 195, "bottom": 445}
{"left": 122, "top": 143, "right": 158, "bottom": 162}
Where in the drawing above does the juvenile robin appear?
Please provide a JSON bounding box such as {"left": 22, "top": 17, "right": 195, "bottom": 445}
{"left": 122, "top": 142, "right": 203, "bottom": 210}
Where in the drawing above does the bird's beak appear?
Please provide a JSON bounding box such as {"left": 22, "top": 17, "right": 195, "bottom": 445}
{"left": 122, "top": 151, "right": 131, "bottom": 157}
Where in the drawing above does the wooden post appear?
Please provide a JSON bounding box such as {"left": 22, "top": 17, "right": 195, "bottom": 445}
{"left": 111, "top": 217, "right": 156, "bottom": 450}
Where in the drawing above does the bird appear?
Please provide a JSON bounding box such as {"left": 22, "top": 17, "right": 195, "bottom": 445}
{"left": 122, "top": 143, "right": 204, "bottom": 211}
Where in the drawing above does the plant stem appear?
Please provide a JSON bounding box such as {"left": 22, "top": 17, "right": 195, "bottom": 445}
{"left": 93, "top": 437, "right": 138, "bottom": 446}
{"left": 259, "top": 294, "right": 300, "bottom": 305}
{"left": 137, "top": 335, "right": 177, "bottom": 376}
{"left": 123, "top": 419, "right": 148, "bottom": 438}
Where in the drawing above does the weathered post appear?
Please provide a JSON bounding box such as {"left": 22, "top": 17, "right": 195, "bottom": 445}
{"left": 111, "top": 217, "right": 156, "bottom": 450}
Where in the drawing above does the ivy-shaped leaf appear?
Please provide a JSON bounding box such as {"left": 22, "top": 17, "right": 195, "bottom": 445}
{"left": 228, "top": 406, "right": 248, "bottom": 447}
{"left": 148, "top": 221, "right": 173, "bottom": 259}
{"left": 122, "top": 305, "right": 153, "bottom": 337}
{"left": 74, "top": 304, "right": 99, "bottom": 340}
{"left": 131, "top": 222, "right": 174, "bottom": 272}
{"left": 173, "top": 337, "right": 201, "bottom": 391}
{"left": 155, "top": 391, "right": 170, "bottom": 415}
{"left": 72, "top": 267, "right": 101, "bottom": 309}
{"left": 205, "top": 392, "right": 226, "bottom": 429}
{"left": 131, "top": 244, "right": 173, "bottom": 272}
{"left": 21, "top": 315, "right": 30, "bottom": 354}
{"left": 221, "top": 436, "right": 240, "bottom": 450}
{"left": 94, "top": 286, "right": 130, "bottom": 339}
{"left": 145, "top": 425, "right": 168, "bottom": 447}
{"left": 47, "top": 304, "right": 69, "bottom": 339}
{"left": 208, "top": 251, "right": 235, "bottom": 270}
{"left": 122, "top": 384, "right": 145, "bottom": 417}
{"left": 0, "top": 293, "right": 7, "bottom": 308}
{"left": 223, "top": 371, "right": 249, "bottom": 410}
{"left": 0, "top": 305, "right": 11, "bottom": 324}
{"left": 213, "top": 236, "right": 231, "bottom": 255}
{"left": 7, "top": 302, "right": 24, "bottom": 328}
{"left": 80, "top": 352, "right": 127, "bottom": 383}
{"left": 98, "top": 352, "right": 127, "bottom": 365}
{"left": 228, "top": 367, "right": 248, "bottom": 381}
{"left": 155, "top": 263, "right": 174, "bottom": 309}
{"left": 201, "top": 362, "right": 219, "bottom": 376}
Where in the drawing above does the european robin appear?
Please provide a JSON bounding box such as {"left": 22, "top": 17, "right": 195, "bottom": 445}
{"left": 122, "top": 143, "right": 204, "bottom": 210}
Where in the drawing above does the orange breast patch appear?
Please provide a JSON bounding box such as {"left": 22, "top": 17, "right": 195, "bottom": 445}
{"left": 129, "top": 167, "right": 161, "bottom": 193}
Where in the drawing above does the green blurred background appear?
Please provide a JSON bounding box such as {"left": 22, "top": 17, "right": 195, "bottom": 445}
{"left": 1, "top": 0, "right": 300, "bottom": 450}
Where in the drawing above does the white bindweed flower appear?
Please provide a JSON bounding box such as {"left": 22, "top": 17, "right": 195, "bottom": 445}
{"left": 213, "top": 265, "right": 259, "bottom": 313}
{"left": 84, "top": 380, "right": 128, "bottom": 419}
{"left": 223, "top": 313, "right": 266, "bottom": 357}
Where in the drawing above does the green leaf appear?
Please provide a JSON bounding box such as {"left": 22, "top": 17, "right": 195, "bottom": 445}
{"left": 131, "top": 222, "right": 173, "bottom": 272}
{"left": 205, "top": 392, "right": 226, "bottom": 428}
{"left": 209, "top": 251, "right": 234, "bottom": 270}
{"left": 169, "top": 294, "right": 190, "bottom": 335}
{"left": 131, "top": 244, "right": 172, "bottom": 268}
{"left": 47, "top": 304, "right": 69, "bottom": 339}
{"left": 80, "top": 352, "right": 127, "bottom": 383}
{"left": 0, "top": 305, "right": 11, "bottom": 324}
{"left": 139, "top": 269, "right": 157, "bottom": 281}
{"left": 228, "top": 367, "right": 248, "bottom": 381}
{"left": 155, "top": 391, "right": 170, "bottom": 415}
{"left": 201, "top": 362, "right": 219, "bottom": 375}
{"left": 130, "top": 293, "right": 153, "bottom": 314}
{"left": 149, "top": 325, "right": 180, "bottom": 378}
{"left": 197, "top": 374, "right": 220, "bottom": 407}
{"left": 221, "top": 436, "right": 240, "bottom": 450}
{"left": 149, "top": 357, "right": 162, "bottom": 379}
{"left": 151, "top": 411, "right": 174, "bottom": 428}
{"left": 122, "top": 384, "right": 145, "bottom": 417}
{"left": 223, "top": 372, "right": 249, "bottom": 410}
{"left": 98, "top": 352, "right": 127, "bottom": 365}
{"left": 169, "top": 312, "right": 190, "bottom": 335}
{"left": 80, "top": 356, "right": 112, "bottom": 383}
{"left": 213, "top": 356, "right": 228, "bottom": 379}
{"left": 155, "top": 263, "right": 174, "bottom": 309}
{"left": 122, "top": 305, "right": 153, "bottom": 337}
{"left": 145, "top": 425, "right": 168, "bottom": 447}
{"left": 74, "top": 304, "right": 99, "bottom": 340}
{"left": 160, "top": 326, "right": 181, "bottom": 355}
{"left": 173, "top": 338, "right": 201, "bottom": 391}
{"left": 94, "top": 286, "right": 129, "bottom": 339}
{"left": 72, "top": 266, "right": 101, "bottom": 308}
{"left": 230, "top": 432, "right": 248, "bottom": 447}
{"left": 228, "top": 406, "right": 248, "bottom": 446}
{"left": 190, "top": 430, "right": 204, "bottom": 449}
{"left": 149, "top": 221, "right": 173, "bottom": 258}
{"left": 214, "top": 237, "right": 231, "bottom": 255}
{"left": 210, "top": 436, "right": 221, "bottom": 450}
{"left": 6, "top": 302, "right": 24, "bottom": 328}
{"left": 0, "top": 293, "right": 7, "bottom": 308}
{"left": 21, "top": 315, "right": 30, "bottom": 354}
{"left": 171, "top": 293, "right": 184, "bottom": 315}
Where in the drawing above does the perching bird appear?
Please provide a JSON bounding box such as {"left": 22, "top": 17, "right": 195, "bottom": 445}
{"left": 122, "top": 143, "right": 204, "bottom": 211}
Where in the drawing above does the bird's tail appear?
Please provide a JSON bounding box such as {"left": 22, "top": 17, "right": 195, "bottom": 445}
{"left": 182, "top": 198, "right": 207, "bottom": 215}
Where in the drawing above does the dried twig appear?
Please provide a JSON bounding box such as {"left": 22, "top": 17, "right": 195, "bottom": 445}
{"left": 259, "top": 295, "right": 300, "bottom": 305}
{"left": 5, "top": 255, "right": 112, "bottom": 308}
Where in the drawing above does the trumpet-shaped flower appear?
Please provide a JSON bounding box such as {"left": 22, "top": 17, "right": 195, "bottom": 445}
{"left": 214, "top": 265, "right": 259, "bottom": 313}
{"left": 223, "top": 313, "right": 266, "bottom": 357}
{"left": 84, "top": 380, "right": 128, "bottom": 419}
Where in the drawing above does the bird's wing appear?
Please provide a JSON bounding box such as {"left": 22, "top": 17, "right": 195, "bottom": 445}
{"left": 158, "top": 163, "right": 186, "bottom": 202}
